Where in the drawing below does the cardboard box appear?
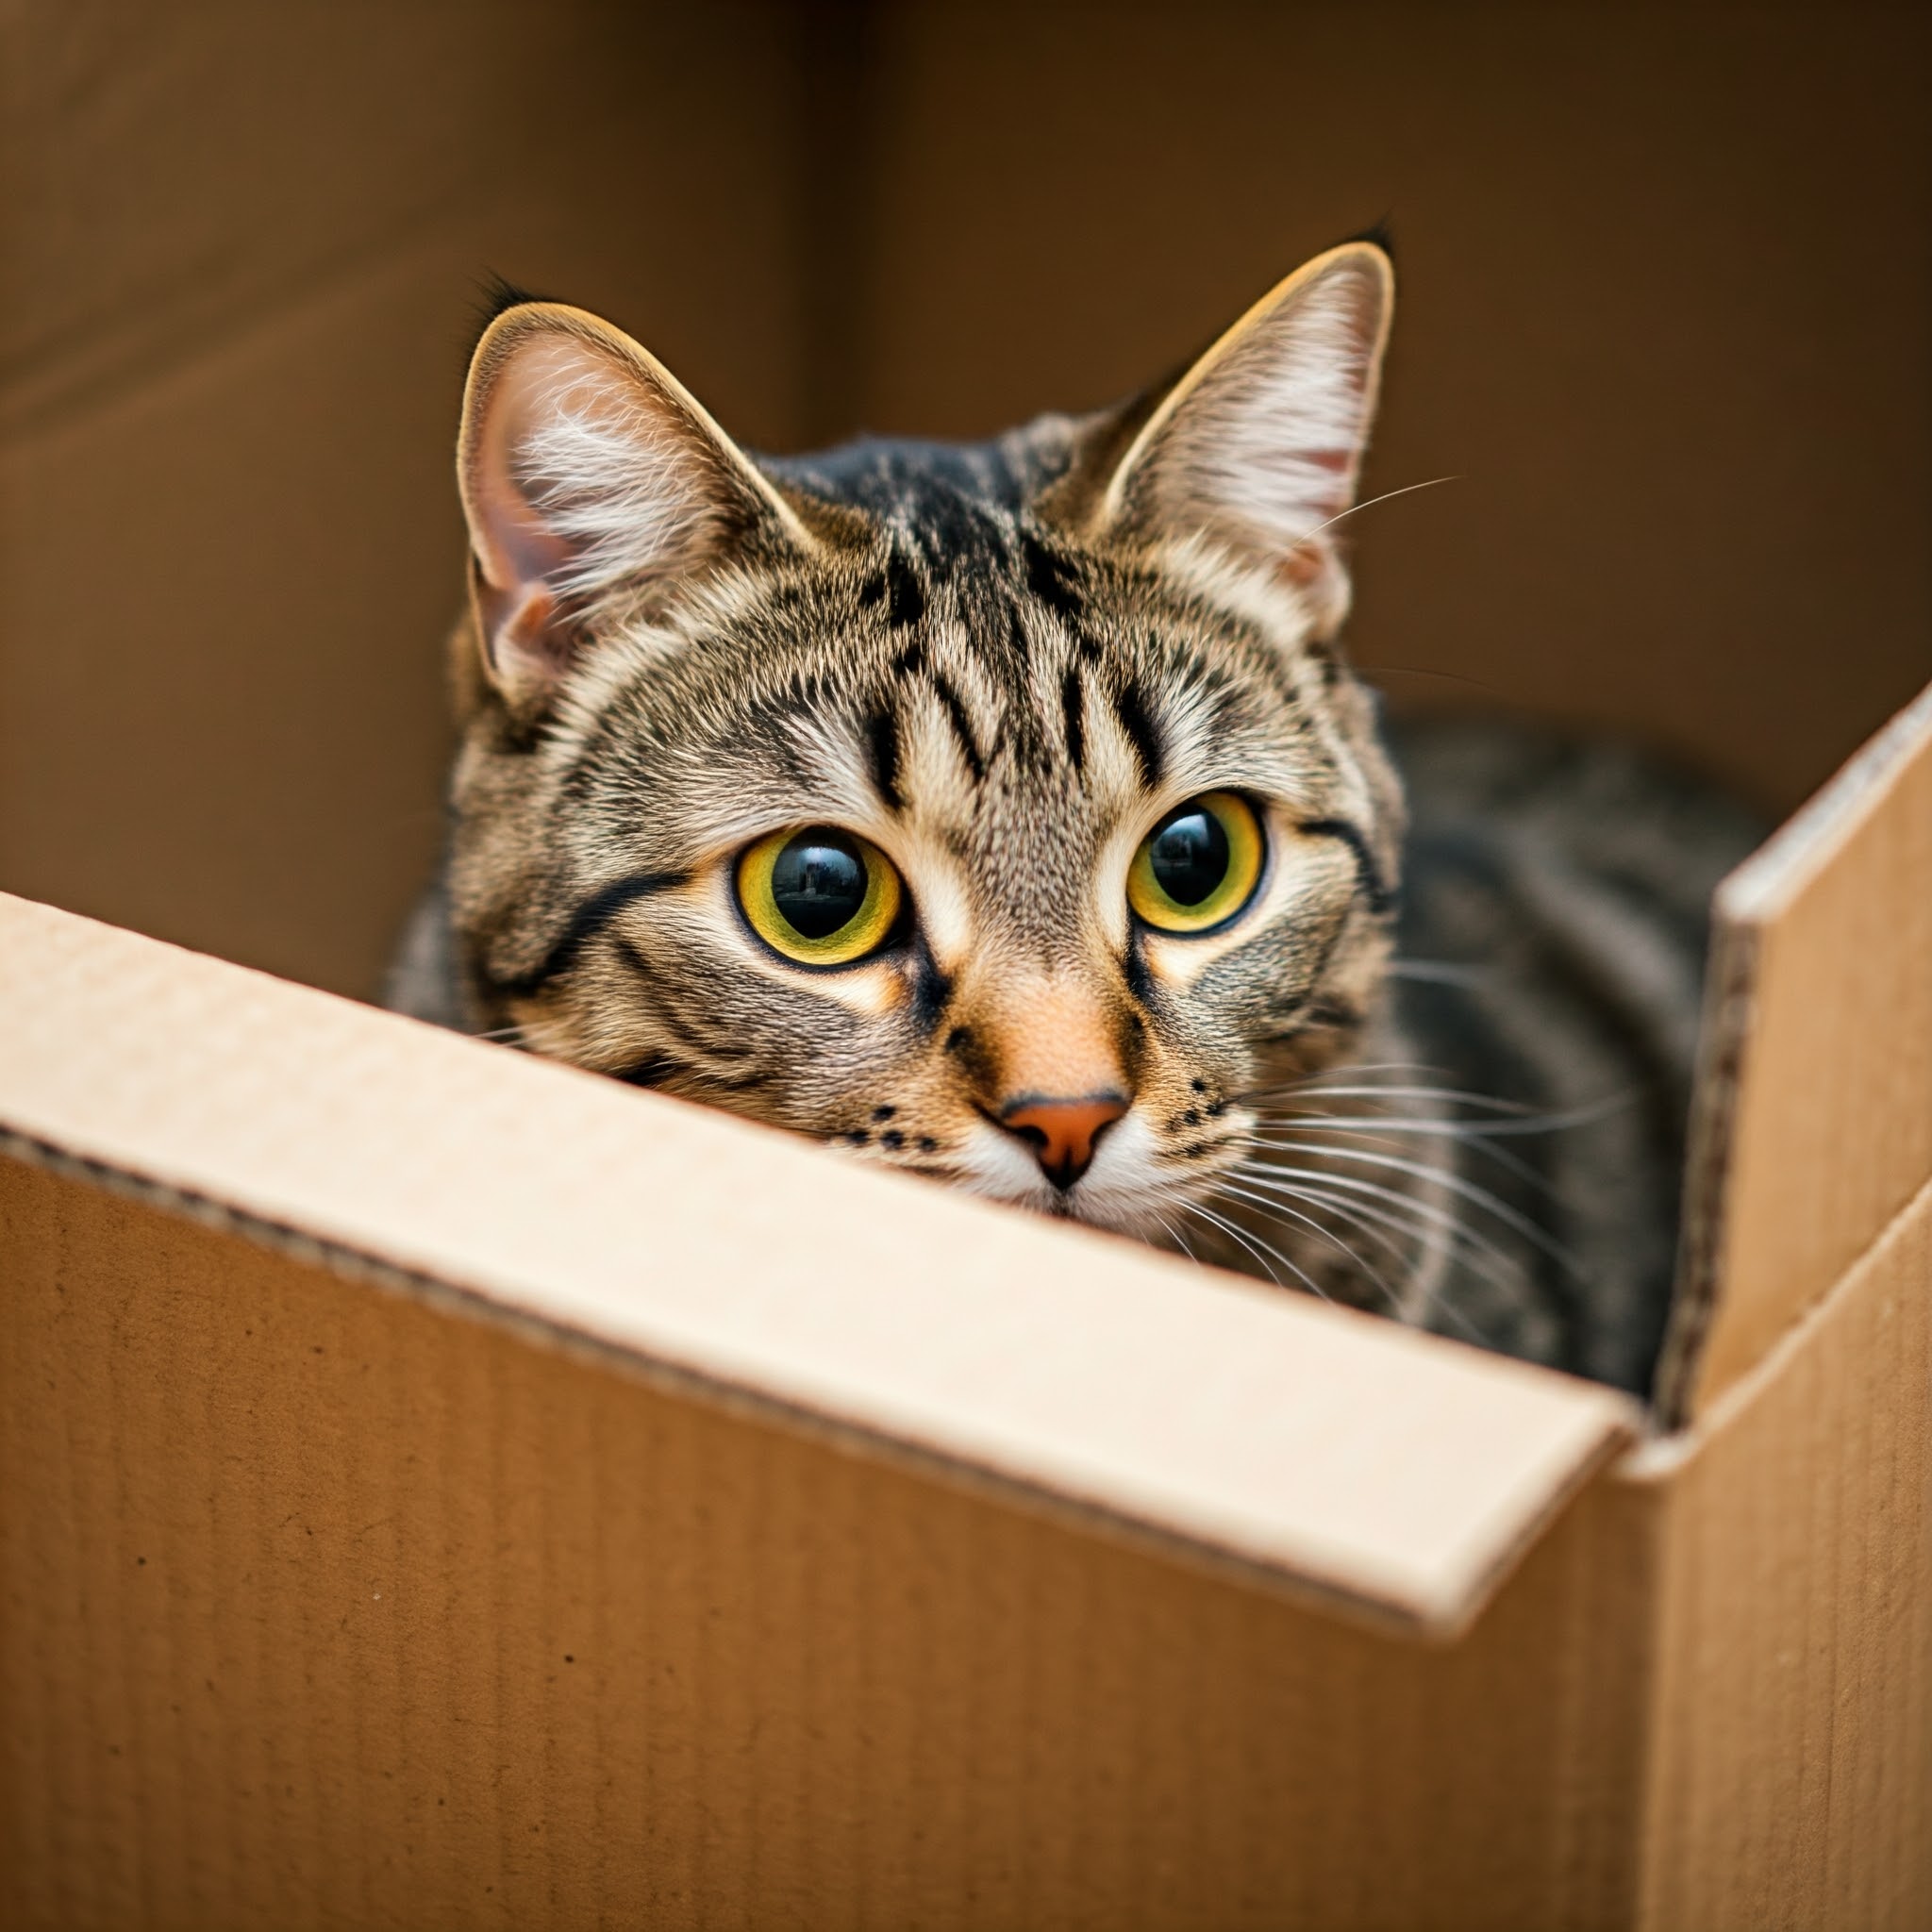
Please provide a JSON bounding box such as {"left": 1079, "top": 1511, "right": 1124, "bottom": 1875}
{"left": 4, "top": 7, "right": 1929, "bottom": 1926}
{"left": 4, "top": 677, "right": 1929, "bottom": 1928}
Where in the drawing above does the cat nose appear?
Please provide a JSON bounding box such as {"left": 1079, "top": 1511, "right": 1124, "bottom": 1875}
{"left": 997, "top": 1091, "right": 1129, "bottom": 1191}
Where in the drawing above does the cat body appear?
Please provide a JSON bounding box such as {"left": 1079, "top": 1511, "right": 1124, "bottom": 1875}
{"left": 391, "top": 246, "right": 1757, "bottom": 1396}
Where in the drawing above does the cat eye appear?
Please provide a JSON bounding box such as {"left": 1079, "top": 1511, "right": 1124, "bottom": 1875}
{"left": 1127, "top": 791, "right": 1265, "bottom": 934}
{"left": 737, "top": 825, "right": 905, "bottom": 966}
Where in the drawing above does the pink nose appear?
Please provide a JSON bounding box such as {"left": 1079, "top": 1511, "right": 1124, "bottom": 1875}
{"left": 998, "top": 1092, "right": 1129, "bottom": 1191}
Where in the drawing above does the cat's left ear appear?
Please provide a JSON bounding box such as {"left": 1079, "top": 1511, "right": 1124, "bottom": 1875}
{"left": 458, "top": 302, "right": 812, "bottom": 708}
{"left": 1087, "top": 242, "right": 1392, "bottom": 637}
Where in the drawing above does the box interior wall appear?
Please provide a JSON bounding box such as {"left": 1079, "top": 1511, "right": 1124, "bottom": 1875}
{"left": 4, "top": 1, "right": 1928, "bottom": 1002}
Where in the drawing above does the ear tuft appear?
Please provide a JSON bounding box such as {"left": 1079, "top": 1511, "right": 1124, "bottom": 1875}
{"left": 470, "top": 272, "right": 555, "bottom": 350}
{"left": 1341, "top": 218, "right": 1396, "bottom": 266}
{"left": 1094, "top": 242, "right": 1393, "bottom": 637}
{"left": 457, "top": 305, "right": 804, "bottom": 707}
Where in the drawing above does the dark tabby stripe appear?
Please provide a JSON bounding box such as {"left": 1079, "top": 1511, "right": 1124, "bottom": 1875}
{"left": 617, "top": 1050, "right": 770, "bottom": 1094}
{"left": 864, "top": 708, "right": 903, "bottom": 810}
{"left": 618, "top": 1052, "right": 691, "bottom": 1089}
{"left": 1109, "top": 678, "right": 1164, "bottom": 788}
{"left": 1299, "top": 818, "right": 1391, "bottom": 914}
{"left": 491, "top": 871, "right": 688, "bottom": 998}
{"left": 1060, "top": 666, "right": 1086, "bottom": 773}
{"left": 909, "top": 936, "right": 955, "bottom": 1036}
{"left": 1021, "top": 529, "right": 1083, "bottom": 623}
{"left": 929, "top": 669, "right": 986, "bottom": 781}
{"left": 885, "top": 552, "right": 925, "bottom": 628}
{"left": 617, "top": 940, "right": 768, "bottom": 1064}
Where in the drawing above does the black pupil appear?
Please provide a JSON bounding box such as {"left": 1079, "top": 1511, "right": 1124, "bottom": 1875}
{"left": 771, "top": 830, "right": 869, "bottom": 939}
{"left": 1148, "top": 803, "right": 1230, "bottom": 907}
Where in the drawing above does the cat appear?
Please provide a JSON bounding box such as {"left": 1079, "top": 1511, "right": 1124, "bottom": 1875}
{"left": 388, "top": 241, "right": 1759, "bottom": 1397}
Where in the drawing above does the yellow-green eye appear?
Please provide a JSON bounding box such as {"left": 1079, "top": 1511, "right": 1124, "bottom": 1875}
{"left": 738, "top": 825, "right": 904, "bottom": 966}
{"left": 1127, "top": 791, "right": 1265, "bottom": 934}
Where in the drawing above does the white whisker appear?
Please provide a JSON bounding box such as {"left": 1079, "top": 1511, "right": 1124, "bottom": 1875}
{"left": 1250, "top": 1121, "right": 1560, "bottom": 1202}
{"left": 1241, "top": 1141, "right": 1582, "bottom": 1274}
{"left": 1285, "top": 474, "right": 1460, "bottom": 547}
{"left": 1252, "top": 1081, "right": 1542, "bottom": 1114}
{"left": 1183, "top": 1200, "right": 1334, "bottom": 1304}
{"left": 1149, "top": 1209, "right": 1203, "bottom": 1266}
{"left": 1247, "top": 1177, "right": 1499, "bottom": 1345}
{"left": 1229, "top": 1168, "right": 1507, "bottom": 1347}
{"left": 1209, "top": 1179, "right": 1405, "bottom": 1315}
{"left": 1386, "top": 958, "right": 1491, "bottom": 987}
{"left": 1231, "top": 1158, "right": 1535, "bottom": 1288}
{"left": 1264, "top": 1093, "right": 1633, "bottom": 1136}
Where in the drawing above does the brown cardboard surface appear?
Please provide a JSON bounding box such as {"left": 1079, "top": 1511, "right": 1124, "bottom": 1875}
{"left": 0, "top": 4, "right": 807, "bottom": 1001}
{"left": 1628, "top": 1177, "right": 1932, "bottom": 1932}
{"left": 1665, "top": 682, "right": 1932, "bottom": 1419}
{"left": 5, "top": 1128, "right": 1921, "bottom": 1926}
{"left": 0, "top": 242, "right": 466, "bottom": 999}
{"left": 0, "top": 891, "right": 1634, "bottom": 1636}
{"left": 0, "top": 1152, "right": 1663, "bottom": 1932}
{"left": 0, "top": 5, "right": 806, "bottom": 446}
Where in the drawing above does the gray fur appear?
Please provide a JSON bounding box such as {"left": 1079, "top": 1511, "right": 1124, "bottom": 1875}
{"left": 1384, "top": 721, "right": 1761, "bottom": 1390}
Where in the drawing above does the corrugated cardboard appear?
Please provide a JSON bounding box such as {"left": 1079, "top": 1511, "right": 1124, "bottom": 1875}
{"left": 4, "top": 691, "right": 1928, "bottom": 1926}
{"left": 1662, "top": 684, "right": 1932, "bottom": 1421}
{"left": 1, "top": 1156, "right": 1663, "bottom": 1930}
{"left": 0, "top": 892, "right": 1636, "bottom": 1640}
{"left": 5, "top": 5, "right": 1931, "bottom": 1924}
{"left": 1633, "top": 1182, "right": 1932, "bottom": 1930}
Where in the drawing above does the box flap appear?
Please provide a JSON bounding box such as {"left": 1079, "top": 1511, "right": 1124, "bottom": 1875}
{"left": 1621, "top": 1176, "right": 1932, "bottom": 1927}
{"left": 0, "top": 892, "right": 1634, "bottom": 1638}
{"left": 1659, "top": 679, "right": 1932, "bottom": 1423}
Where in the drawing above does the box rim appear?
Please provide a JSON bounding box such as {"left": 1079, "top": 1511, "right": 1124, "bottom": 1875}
{"left": 0, "top": 891, "right": 1637, "bottom": 1641}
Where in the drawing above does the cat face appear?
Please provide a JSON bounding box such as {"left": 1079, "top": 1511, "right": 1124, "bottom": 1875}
{"left": 442, "top": 245, "right": 1401, "bottom": 1243}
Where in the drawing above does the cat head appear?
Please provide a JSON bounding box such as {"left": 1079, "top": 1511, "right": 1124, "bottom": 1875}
{"left": 442, "top": 242, "right": 1401, "bottom": 1241}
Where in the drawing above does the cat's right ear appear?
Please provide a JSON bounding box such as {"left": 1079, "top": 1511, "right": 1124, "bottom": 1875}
{"left": 458, "top": 303, "right": 810, "bottom": 708}
{"left": 1073, "top": 242, "right": 1393, "bottom": 639}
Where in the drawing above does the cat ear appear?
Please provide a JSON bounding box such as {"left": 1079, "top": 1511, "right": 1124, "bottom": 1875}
{"left": 1089, "top": 242, "right": 1392, "bottom": 636}
{"left": 458, "top": 302, "right": 809, "bottom": 704}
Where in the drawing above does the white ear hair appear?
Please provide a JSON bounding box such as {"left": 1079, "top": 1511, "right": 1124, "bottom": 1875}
{"left": 1097, "top": 243, "right": 1392, "bottom": 636}
{"left": 458, "top": 306, "right": 805, "bottom": 705}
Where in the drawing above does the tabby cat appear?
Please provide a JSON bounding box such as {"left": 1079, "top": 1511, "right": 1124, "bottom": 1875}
{"left": 389, "top": 242, "right": 1759, "bottom": 1397}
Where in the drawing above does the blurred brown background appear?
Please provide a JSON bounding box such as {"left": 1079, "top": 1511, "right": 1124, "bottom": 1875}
{"left": 4, "top": 1, "right": 1928, "bottom": 999}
